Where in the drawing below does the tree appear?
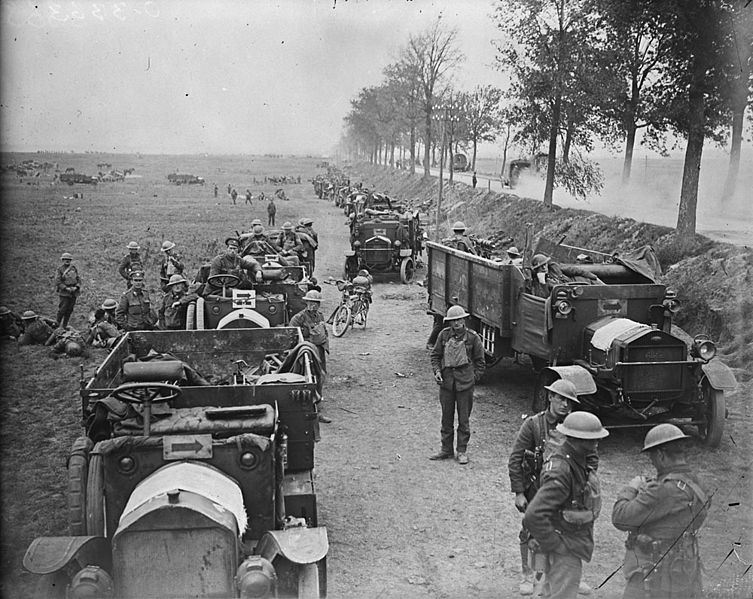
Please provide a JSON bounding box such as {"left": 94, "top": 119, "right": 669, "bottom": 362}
{"left": 400, "top": 18, "right": 464, "bottom": 178}
{"left": 494, "top": 0, "right": 604, "bottom": 207}
{"left": 459, "top": 85, "right": 504, "bottom": 170}
{"left": 719, "top": 0, "right": 753, "bottom": 202}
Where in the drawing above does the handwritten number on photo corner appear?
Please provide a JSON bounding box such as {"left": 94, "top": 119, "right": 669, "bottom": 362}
{"left": 144, "top": 1, "right": 158, "bottom": 17}
{"left": 49, "top": 4, "right": 69, "bottom": 23}
{"left": 112, "top": 2, "right": 126, "bottom": 21}
{"left": 91, "top": 3, "right": 104, "bottom": 21}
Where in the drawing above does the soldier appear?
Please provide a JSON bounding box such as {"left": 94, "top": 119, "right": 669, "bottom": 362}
{"left": 214, "top": 184, "right": 218, "bottom": 198}
{"left": 296, "top": 218, "right": 318, "bottom": 274}
{"left": 444, "top": 221, "right": 478, "bottom": 255}
{"left": 18, "top": 310, "right": 57, "bottom": 346}
{"left": 612, "top": 424, "right": 709, "bottom": 599}
{"left": 207, "top": 237, "right": 262, "bottom": 294}
{"left": 159, "top": 274, "right": 196, "bottom": 330}
{"left": 231, "top": 188, "right": 238, "bottom": 205}
{"left": 504, "top": 246, "right": 523, "bottom": 266}
{"left": 508, "top": 379, "right": 594, "bottom": 596}
{"left": 159, "top": 240, "right": 185, "bottom": 292}
{"left": 47, "top": 326, "right": 86, "bottom": 357}
{"left": 245, "top": 189, "right": 253, "bottom": 205}
{"left": 267, "top": 197, "right": 276, "bottom": 226}
{"left": 0, "top": 306, "right": 23, "bottom": 340}
{"left": 529, "top": 253, "right": 552, "bottom": 298}
{"left": 54, "top": 252, "right": 81, "bottom": 328}
{"left": 523, "top": 412, "right": 608, "bottom": 599}
{"left": 274, "top": 222, "right": 304, "bottom": 265}
{"left": 86, "top": 302, "right": 121, "bottom": 348}
{"left": 289, "top": 290, "right": 331, "bottom": 423}
{"left": 240, "top": 224, "right": 276, "bottom": 258}
{"left": 118, "top": 241, "right": 143, "bottom": 287}
{"left": 428, "top": 305, "right": 485, "bottom": 465}
{"left": 115, "top": 271, "right": 157, "bottom": 331}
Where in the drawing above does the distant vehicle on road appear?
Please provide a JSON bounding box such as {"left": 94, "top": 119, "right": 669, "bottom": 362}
{"left": 167, "top": 173, "right": 205, "bottom": 185}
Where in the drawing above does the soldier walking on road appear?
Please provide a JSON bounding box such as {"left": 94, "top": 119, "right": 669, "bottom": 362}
{"left": 612, "top": 424, "right": 709, "bottom": 599}
{"left": 428, "top": 305, "right": 485, "bottom": 465}
{"left": 509, "top": 379, "right": 594, "bottom": 596}
{"left": 523, "top": 412, "right": 608, "bottom": 599}
{"left": 54, "top": 252, "right": 80, "bottom": 328}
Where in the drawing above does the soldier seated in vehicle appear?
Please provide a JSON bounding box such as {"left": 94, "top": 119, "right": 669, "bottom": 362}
{"left": 206, "top": 237, "right": 263, "bottom": 295}
{"left": 273, "top": 223, "right": 305, "bottom": 266}
{"left": 527, "top": 253, "right": 605, "bottom": 298}
{"left": 443, "top": 221, "right": 478, "bottom": 256}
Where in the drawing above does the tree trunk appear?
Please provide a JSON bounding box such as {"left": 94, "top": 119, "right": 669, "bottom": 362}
{"left": 472, "top": 138, "right": 478, "bottom": 171}
{"left": 622, "top": 119, "right": 637, "bottom": 186}
{"left": 720, "top": 101, "right": 745, "bottom": 202}
{"left": 423, "top": 114, "right": 432, "bottom": 177}
{"left": 562, "top": 119, "right": 574, "bottom": 163}
{"left": 676, "top": 51, "right": 708, "bottom": 241}
{"left": 448, "top": 132, "right": 454, "bottom": 184}
{"left": 410, "top": 126, "right": 416, "bottom": 175}
{"left": 543, "top": 93, "right": 562, "bottom": 208}
{"left": 500, "top": 123, "right": 511, "bottom": 181}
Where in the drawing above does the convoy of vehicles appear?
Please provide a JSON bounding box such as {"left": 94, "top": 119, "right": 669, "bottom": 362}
{"left": 24, "top": 327, "right": 327, "bottom": 598}
{"left": 426, "top": 239, "right": 736, "bottom": 446}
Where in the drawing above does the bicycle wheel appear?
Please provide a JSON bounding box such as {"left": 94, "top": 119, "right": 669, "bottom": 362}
{"left": 353, "top": 300, "right": 368, "bottom": 329}
{"left": 331, "top": 305, "right": 352, "bottom": 337}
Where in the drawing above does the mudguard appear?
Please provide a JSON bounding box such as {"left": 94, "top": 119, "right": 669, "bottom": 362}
{"left": 701, "top": 360, "right": 737, "bottom": 390}
{"left": 216, "top": 309, "right": 270, "bottom": 329}
{"left": 23, "top": 536, "right": 110, "bottom": 575}
{"left": 256, "top": 527, "right": 328, "bottom": 565}
{"left": 544, "top": 365, "right": 597, "bottom": 396}
{"left": 344, "top": 250, "right": 356, "bottom": 257}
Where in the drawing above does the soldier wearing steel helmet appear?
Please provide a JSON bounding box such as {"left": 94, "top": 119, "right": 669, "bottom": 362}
{"left": 274, "top": 222, "right": 305, "bottom": 265}
{"left": 612, "top": 424, "right": 709, "bottom": 599}
{"left": 523, "top": 411, "right": 608, "bottom": 599}
{"left": 159, "top": 274, "right": 197, "bottom": 330}
{"left": 0, "top": 306, "right": 24, "bottom": 340}
{"left": 119, "top": 241, "right": 144, "bottom": 287}
{"left": 443, "top": 221, "right": 478, "bottom": 255}
{"left": 18, "top": 310, "right": 57, "bottom": 346}
{"left": 289, "top": 290, "right": 331, "bottom": 423}
{"left": 86, "top": 299, "right": 121, "bottom": 348}
{"left": 54, "top": 252, "right": 80, "bottom": 328}
{"left": 509, "top": 380, "right": 596, "bottom": 596}
{"left": 428, "top": 305, "right": 485, "bottom": 464}
{"left": 159, "top": 240, "right": 185, "bottom": 292}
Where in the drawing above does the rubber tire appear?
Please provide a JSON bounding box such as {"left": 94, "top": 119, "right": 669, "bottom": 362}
{"left": 196, "top": 297, "right": 206, "bottom": 330}
{"left": 331, "top": 305, "right": 352, "bottom": 337}
{"left": 400, "top": 257, "right": 414, "bottom": 284}
{"left": 297, "top": 563, "right": 321, "bottom": 599}
{"left": 85, "top": 453, "right": 105, "bottom": 536}
{"left": 185, "top": 302, "right": 196, "bottom": 330}
{"left": 33, "top": 572, "right": 69, "bottom": 599}
{"left": 352, "top": 300, "right": 368, "bottom": 329}
{"left": 699, "top": 379, "right": 725, "bottom": 448}
{"left": 67, "top": 438, "right": 91, "bottom": 536}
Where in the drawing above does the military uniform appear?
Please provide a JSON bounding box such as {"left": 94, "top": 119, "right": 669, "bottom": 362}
{"left": 612, "top": 465, "right": 708, "bottom": 598}
{"left": 55, "top": 262, "right": 81, "bottom": 327}
{"left": 116, "top": 288, "right": 156, "bottom": 331}
{"left": 159, "top": 291, "right": 197, "bottom": 330}
{"left": 443, "top": 234, "right": 477, "bottom": 255}
{"left": 207, "top": 251, "right": 260, "bottom": 293}
{"left": 429, "top": 327, "right": 485, "bottom": 456}
{"left": 19, "top": 317, "right": 56, "bottom": 345}
{"left": 159, "top": 253, "right": 185, "bottom": 291}
{"left": 289, "top": 307, "right": 329, "bottom": 371}
{"left": 523, "top": 439, "right": 601, "bottom": 598}
{"left": 118, "top": 253, "right": 144, "bottom": 285}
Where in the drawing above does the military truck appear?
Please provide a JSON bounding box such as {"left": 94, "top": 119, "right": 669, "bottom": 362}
{"left": 345, "top": 207, "right": 423, "bottom": 283}
{"left": 24, "top": 328, "right": 327, "bottom": 598}
{"left": 167, "top": 173, "right": 205, "bottom": 185}
{"left": 426, "top": 240, "right": 736, "bottom": 446}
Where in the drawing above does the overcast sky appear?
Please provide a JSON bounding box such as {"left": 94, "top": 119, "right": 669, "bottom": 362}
{"left": 1, "top": 0, "right": 507, "bottom": 155}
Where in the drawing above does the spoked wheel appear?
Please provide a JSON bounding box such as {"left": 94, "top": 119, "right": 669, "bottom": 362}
{"left": 331, "top": 305, "right": 352, "bottom": 337}
{"left": 400, "top": 257, "right": 414, "bottom": 284}
{"left": 297, "top": 563, "right": 321, "bottom": 599}
{"left": 698, "top": 378, "right": 725, "bottom": 448}
{"left": 352, "top": 300, "right": 368, "bottom": 329}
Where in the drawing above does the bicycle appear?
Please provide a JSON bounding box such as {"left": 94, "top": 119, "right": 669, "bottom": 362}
{"left": 331, "top": 279, "right": 370, "bottom": 337}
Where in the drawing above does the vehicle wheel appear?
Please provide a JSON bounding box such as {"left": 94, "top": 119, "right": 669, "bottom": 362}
{"left": 297, "top": 563, "right": 321, "bottom": 599}
{"left": 532, "top": 370, "right": 558, "bottom": 414}
{"left": 331, "top": 305, "right": 352, "bottom": 337}
{"left": 400, "top": 258, "right": 414, "bottom": 284}
{"left": 67, "top": 437, "right": 92, "bottom": 536}
{"left": 34, "top": 571, "right": 70, "bottom": 599}
{"left": 698, "top": 379, "right": 725, "bottom": 448}
{"left": 185, "top": 302, "right": 196, "bottom": 330}
{"left": 196, "top": 297, "right": 206, "bottom": 330}
{"left": 86, "top": 453, "right": 105, "bottom": 536}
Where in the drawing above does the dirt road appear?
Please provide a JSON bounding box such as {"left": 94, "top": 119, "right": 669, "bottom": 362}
{"left": 301, "top": 189, "right": 752, "bottom": 599}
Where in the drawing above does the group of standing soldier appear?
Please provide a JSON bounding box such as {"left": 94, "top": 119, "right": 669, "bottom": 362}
{"left": 427, "top": 307, "right": 709, "bottom": 599}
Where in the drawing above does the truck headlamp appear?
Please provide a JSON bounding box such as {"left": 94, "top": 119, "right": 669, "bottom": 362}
{"left": 118, "top": 456, "right": 136, "bottom": 474}
{"left": 240, "top": 451, "right": 259, "bottom": 469}
{"left": 691, "top": 335, "right": 716, "bottom": 361}
{"left": 353, "top": 241, "right": 361, "bottom": 248}
{"left": 555, "top": 300, "right": 572, "bottom": 316}
{"left": 394, "top": 240, "right": 402, "bottom": 248}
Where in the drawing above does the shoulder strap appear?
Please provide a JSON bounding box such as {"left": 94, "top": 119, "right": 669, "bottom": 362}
{"left": 532, "top": 412, "right": 546, "bottom": 447}
{"left": 663, "top": 473, "right": 709, "bottom": 507}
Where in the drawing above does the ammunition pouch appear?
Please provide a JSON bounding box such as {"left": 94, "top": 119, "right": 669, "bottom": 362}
{"left": 632, "top": 533, "right": 703, "bottom": 598}
{"left": 561, "top": 507, "right": 595, "bottom": 526}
